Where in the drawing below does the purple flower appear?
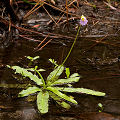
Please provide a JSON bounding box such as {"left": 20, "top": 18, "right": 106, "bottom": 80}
{"left": 80, "top": 15, "right": 88, "bottom": 26}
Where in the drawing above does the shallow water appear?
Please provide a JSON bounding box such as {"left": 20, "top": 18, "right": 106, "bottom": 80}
{"left": 0, "top": 34, "right": 120, "bottom": 119}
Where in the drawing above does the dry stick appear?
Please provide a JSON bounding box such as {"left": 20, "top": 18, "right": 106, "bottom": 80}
{"left": 24, "top": 1, "right": 44, "bottom": 19}
{"left": 19, "top": 35, "right": 41, "bottom": 42}
{"left": 42, "top": 6, "right": 57, "bottom": 25}
{"left": 24, "top": 4, "right": 44, "bottom": 19}
{"left": 23, "top": 2, "right": 35, "bottom": 19}
{"left": 56, "top": 0, "right": 78, "bottom": 25}
{"left": 55, "top": 1, "right": 80, "bottom": 26}
{"left": 24, "top": 0, "right": 81, "bottom": 26}
{"left": 54, "top": 7, "right": 67, "bottom": 26}
{"left": 104, "top": 1, "right": 117, "bottom": 11}
{"left": 71, "top": 3, "right": 78, "bottom": 9}
{"left": 34, "top": 34, "right": 50, "bottom": 51}
{"left": 59, "top": 16, "right": 80, "bottom": 26}
{"left": 37, "top": 0, "right": 75, "bottom": 25}
{"left": 56, "top": 13, "right": 65, "bottom": 25}
{"left": 8, "top": 16, "right": 12, "bottom": 32}
{"left": 43, "top": 1, "right": 80, "bottom": 17}
{"left": 76, "top": 0, "right": 80, "bottom": 8}
{"left": 24, "top": 2, "right": 39, "bottom": 19}
{"left": 37, "top": 39, "right": 53, "bottom": 51}
{"left": 24, "top": 0, "right": 73, "bottom": 20}
{"left": 44, "top": 4, "right": 64, "bottom": 27}
{"left": 17, "top": 27, "right": 74, "bottom": 39}
{"left": 24, "top": 0, "right": 80, "bottom": 23}
{"left": 12, "top": 21, "right": 74, "bottom": 39}
{"left": 68, "top": 0, "right": 78, "bottom": 7}
{"left": 66, "top": 0, "right": 69, "bottom": 27}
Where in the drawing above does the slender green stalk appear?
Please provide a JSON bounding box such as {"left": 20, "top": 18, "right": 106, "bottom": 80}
{"left": 51, "top": 26, "right": 81, "bottom": 80}
{"left": 62, "top": 26, "right": 81, "bottom": 65}
{"left": 35, "top": 70, "right": 46, "bottom": 87}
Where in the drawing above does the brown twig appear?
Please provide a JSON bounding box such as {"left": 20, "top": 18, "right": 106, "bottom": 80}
{"left": 42, "top": 6, "right": 57, "bottom": 25}
{"left": 66, "top": 0, "right": 69, "bottom": 29}
{"left": 36, "top": 38, "right": 53, "bottom": 51}
{"left": 34, "top": 34, "right": 50, "bottom": 51}
{"left": 23, "top": 0, "right": 44, "bottom": 19}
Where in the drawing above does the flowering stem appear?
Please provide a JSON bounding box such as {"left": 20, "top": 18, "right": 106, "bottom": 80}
{"left": 62, "top": 26, "right": 81, "bottom": 65}
{"left": 50, "top": 26, "right": 80, "bottom": 82}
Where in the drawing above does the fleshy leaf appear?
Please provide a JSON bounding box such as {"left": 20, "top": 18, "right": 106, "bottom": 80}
{"left": 47, "top": 87, "right": 77, "bottom": 104}
{"left": 37, "top": 91, "right": 49, "bottom": 114}
{"left": 11, "top": 66, "right": 43, "bottom": 85}
{"left": 47, "top": 65, "right": 64, "bottom": 82}
{"left": 51, "top": 76, "right": 80, "bottom": 86}
{"left": 49, "top": 92, "right": 71, "bottom": 109}
{"left": 28, "top": 73, "right": 43, "bottom": 85}
{"left": 18, "top": 86, "right": 41, "bottom": 97}
{"left": 54, "top": 87, "right": 106, "bottom": 96}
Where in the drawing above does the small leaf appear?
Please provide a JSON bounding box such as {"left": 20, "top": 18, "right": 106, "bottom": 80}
{"left": 65, "top": 68, "right": 70, "bottom": 78}
{"left": 70, "top": 73, "right": 80, "bottom": 78}
{"left": 38, "top": 69, "right": 46, "bottom": 72}
{"left": 26, "top": 56, "right": 39, "bottom": 61}
{"left": 58, "top": 101, "right": 71, "bottom": 109}
{"left": 18, "top": 86, "right": 41, "bottom": 97}
{"left": 49, "top": 92, "right": 71, "bottom": 109}
{"left": 98, "top": 103, "right": 103, "bottom": 108}
{"left": 47, "top": 87, "right": 77, "bottom": 104}
{"left": 47, "top": 65, "right": 64, "bottom": 82}
{"left": 67, "top": 84, "right": 72, "bottom": 87}
{"left": 49, "top": 58, "right": 58, "bottom": 67}
{"left": 26, "top": 56, "right": 33, "bottom": 60}
{"left": 51, "top": 76, "right": 80, "bottom": 85}
{"left": 37, "top": 91, "right": 49, "bottom": 114}
{"left": 33, "top": 56, "right": 39, "bottom": 61}
{"left": 34, "top": 66, "right": 38, "bottom": 70}
{"left": 27, "top": 68, "right": 45, "bottom": 72}
{"left": 6, "top": 65, "right": 10, "bottom": 68}
{"left": 54, "top": 87, "right": 106, "bottom": 96}
{"left": 26, "top": 68, "right": 35, "bottom": 72}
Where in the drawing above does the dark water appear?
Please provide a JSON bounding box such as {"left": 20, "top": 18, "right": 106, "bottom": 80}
{"left": 0, "top": 35, "right": 120, "bottom": 120}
